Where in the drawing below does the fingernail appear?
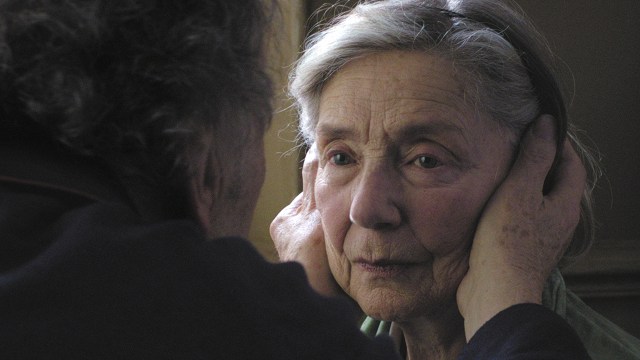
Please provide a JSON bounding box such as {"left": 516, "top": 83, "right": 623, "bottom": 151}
{"left": 532, "top": 115, "right": 556, "bottom": 142}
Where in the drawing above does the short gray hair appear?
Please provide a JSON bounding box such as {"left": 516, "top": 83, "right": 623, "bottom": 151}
{"left": 290, "top": 0, "right": 600, "bottom": 264}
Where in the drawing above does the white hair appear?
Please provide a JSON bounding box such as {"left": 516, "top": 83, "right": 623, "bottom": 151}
{"left": 292, "top": 0, "right": 546, "bottom": 145}
{"left": 290, "top": 0, "right": 600, "bottom": 264}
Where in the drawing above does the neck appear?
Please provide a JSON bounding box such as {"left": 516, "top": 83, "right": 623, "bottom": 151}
{"left": 396, "top": 303, "right": 466, "bottom": 360}
{"left": 106, "top": 157, "right": 190, "bottom": 222}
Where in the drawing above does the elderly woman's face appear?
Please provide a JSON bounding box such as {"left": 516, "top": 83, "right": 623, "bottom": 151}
{"left": 314, "top": 51, "right": 516, "bottom": 321}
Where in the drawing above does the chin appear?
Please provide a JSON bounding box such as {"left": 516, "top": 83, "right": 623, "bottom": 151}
{"left": 355, "top": 289, "right": 420, "bottom": 322}
{"left": 355, "top": 287, "right": 458, "bottom": 323}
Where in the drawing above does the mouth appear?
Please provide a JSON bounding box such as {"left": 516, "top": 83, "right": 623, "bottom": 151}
{"left": 355, "top": 260, "right": 415, "bottom": 276}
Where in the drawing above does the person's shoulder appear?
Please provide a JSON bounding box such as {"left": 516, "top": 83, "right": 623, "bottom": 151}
{"left": 50, "top": 200, "right": 205, "bottom": 249}
{"left": 200, "top": 236, "right": 400, "bottom": 360}
{"left": 0, "top": 199, "right": 399, "bottom": 359}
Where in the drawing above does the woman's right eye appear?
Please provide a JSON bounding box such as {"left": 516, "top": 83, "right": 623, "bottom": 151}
{"left": 330, "top": 152, "right": 353, "bottom": 165}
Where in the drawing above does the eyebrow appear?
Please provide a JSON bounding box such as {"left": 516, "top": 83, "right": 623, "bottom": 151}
{"left": 315, "top": 124, "right": 356, "bottom": 141}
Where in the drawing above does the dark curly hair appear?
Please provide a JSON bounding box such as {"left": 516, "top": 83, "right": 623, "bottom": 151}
{"left": 0, "top": 0, "right": 274, "bottom": 213}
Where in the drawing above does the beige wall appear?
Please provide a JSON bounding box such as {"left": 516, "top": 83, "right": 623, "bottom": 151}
{"left": 248, "top": 1, "right": 306, "bottom": 261}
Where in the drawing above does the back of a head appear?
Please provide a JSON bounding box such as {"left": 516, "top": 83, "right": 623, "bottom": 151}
{"left": 0, "top": 0, "right": 274, "bottom": 213}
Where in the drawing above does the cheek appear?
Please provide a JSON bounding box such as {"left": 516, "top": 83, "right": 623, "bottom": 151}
{"left": 315, "top": 170, "right": 355, "bottom": 288}
{"left": 411, "top": 189, "right": 486, "bottom": 255}
{"left": 315, "top": 172, "right": 351, "bottom": 251}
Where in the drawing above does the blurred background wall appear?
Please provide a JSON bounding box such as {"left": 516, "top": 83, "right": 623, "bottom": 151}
{"left": 248, "top": 1, "right": 306, "bottom": 259}
{"left": 514, "top": 0, "right": 640, "bottom": 338}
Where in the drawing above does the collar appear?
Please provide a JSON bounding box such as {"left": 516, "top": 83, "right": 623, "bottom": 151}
{"left": 0, "top": 139, "right": 131, "bottom": 206}
{"left": 542, "top": 268, "right": 567, "bottom": 318}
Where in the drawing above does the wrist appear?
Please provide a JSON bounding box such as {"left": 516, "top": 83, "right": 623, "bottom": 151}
{"left": 459, "top": 268, "right": 544, "bottom": 341}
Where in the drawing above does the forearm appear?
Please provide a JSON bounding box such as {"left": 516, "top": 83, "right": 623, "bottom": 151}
{"left": 457, "top": 116, "right": 586, "bottom": 343}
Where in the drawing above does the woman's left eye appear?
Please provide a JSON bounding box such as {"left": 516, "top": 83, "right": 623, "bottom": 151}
{"left": 414, "top": 155, "right": 440, "bottom": 169}
{"left": 331, "top": 152, "right": 353, "bottom": 166}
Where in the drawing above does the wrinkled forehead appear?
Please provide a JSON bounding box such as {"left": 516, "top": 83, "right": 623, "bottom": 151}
{"left": 316, "top": 51, "right": 480, "bottom": 140}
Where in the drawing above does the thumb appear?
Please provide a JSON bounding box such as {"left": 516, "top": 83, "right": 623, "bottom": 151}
{"left": 506, "top": 115, "right": 558, "bottom": 194}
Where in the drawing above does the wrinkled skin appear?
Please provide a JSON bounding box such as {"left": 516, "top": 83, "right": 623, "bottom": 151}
{"left": 312, "top": 53, "right": 516, "bottom": 334}
{"left": 271, "top": 51, "right": 585, "bottom": 345}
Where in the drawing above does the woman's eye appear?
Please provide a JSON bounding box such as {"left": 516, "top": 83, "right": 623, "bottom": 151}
{"left": 331, "top": 152, "right": 353, "bottom": 165}
{"left": 415, "top": 155, "right": 440, "bottom": 169}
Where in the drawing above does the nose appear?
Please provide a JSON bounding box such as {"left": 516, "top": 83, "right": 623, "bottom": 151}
{"left": 349, "top": 164, "right": 402, "bottom": 230}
